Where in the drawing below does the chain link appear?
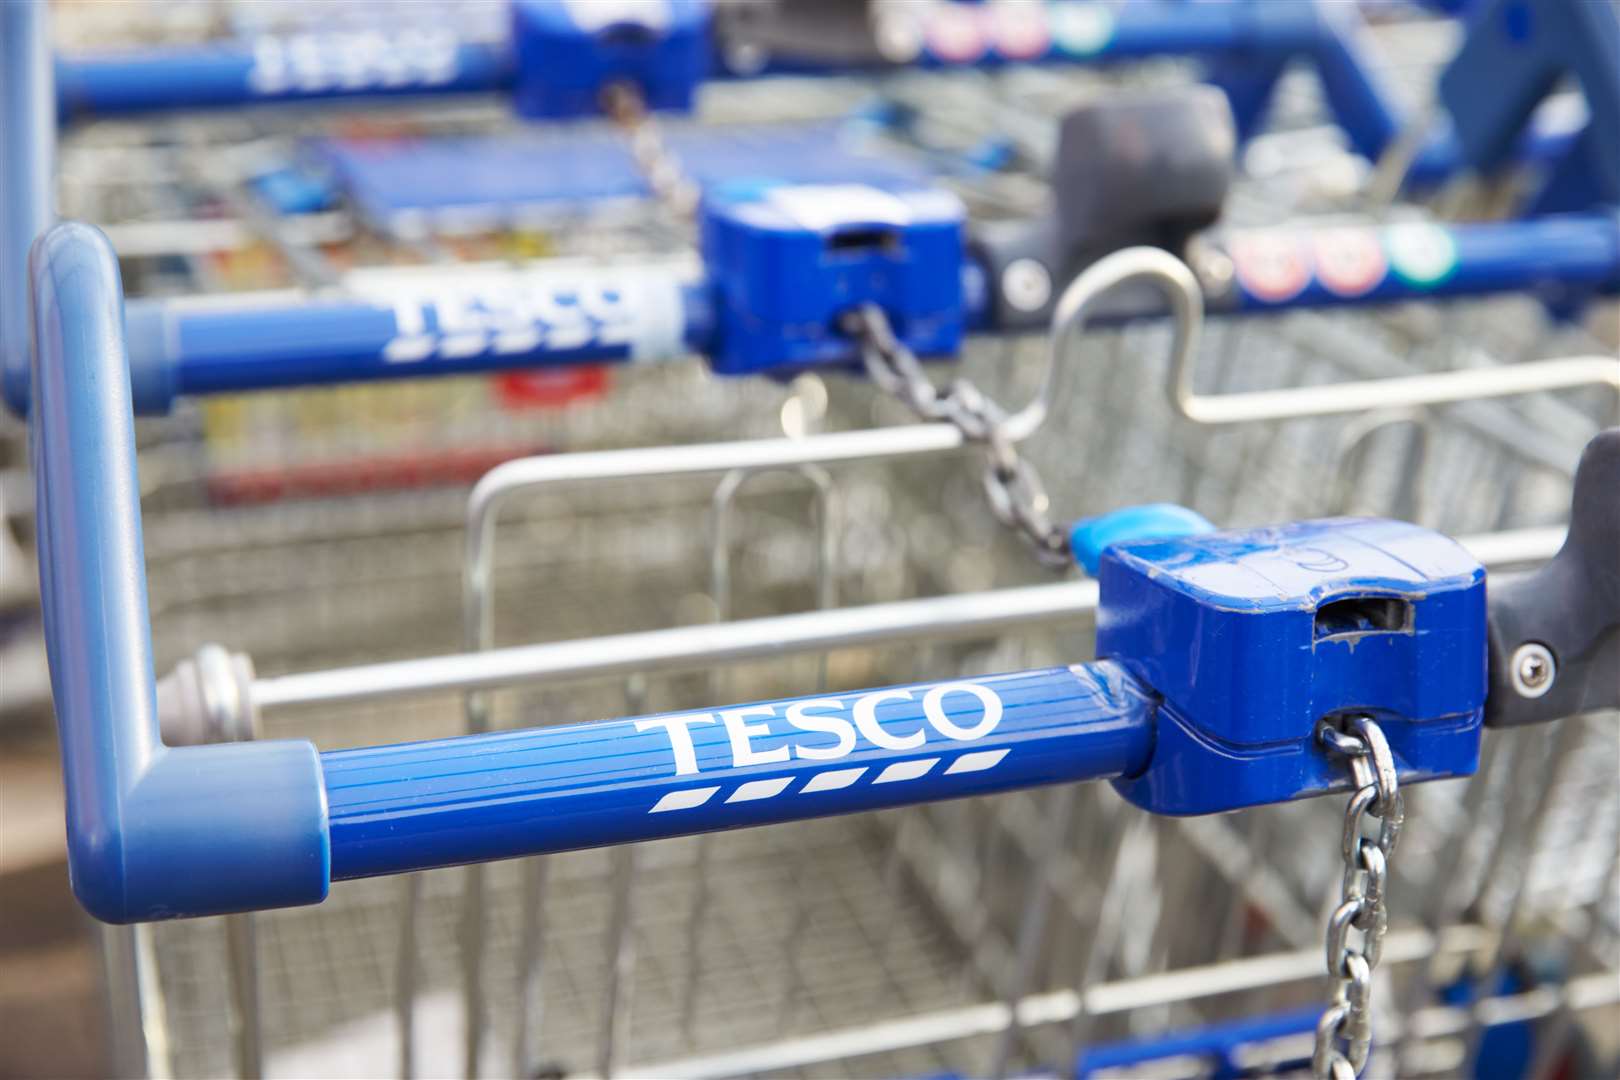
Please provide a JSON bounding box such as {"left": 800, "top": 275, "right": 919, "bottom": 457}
{"left": 840, "top": 304, "right": 1073, "bottom": 569}
{"left": 1313, "top": 714, "right": 1405, "bottom": 1079}
{"left": 602, "top": 82, "right": 700, "bottom": 221}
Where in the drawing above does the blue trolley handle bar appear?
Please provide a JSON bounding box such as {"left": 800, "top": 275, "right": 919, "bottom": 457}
{"left": 320, "top": 664, "right": 1156, "bottom": 881}
{"left": 43, "top": 1, "right": 1580, "bottom": 183}
{"left": 33, "top": 220, "right": 1159, "bottom": 920}
{"left": 69, "top": 211, "right": 1620, "bottom": 416}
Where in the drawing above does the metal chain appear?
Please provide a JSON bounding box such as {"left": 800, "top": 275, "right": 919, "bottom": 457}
{"left": 602, "top": 82, "right": 700, "bottom": 221}
{"left": 1313, "top": 714, "right": 1405, "bottom": 1080}
{"left": 840, "top": 304, "right": 1073, "bottom": 569}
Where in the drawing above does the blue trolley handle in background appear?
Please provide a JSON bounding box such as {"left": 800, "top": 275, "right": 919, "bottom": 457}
{"left": 19, "top": 207, "right": 1616, "bottom": 418}
{"left": 32, "top": 221, "right": 1618, "bottom": 925}
{"left": 44, "top": 0, "right": 1580, "bottom": 183}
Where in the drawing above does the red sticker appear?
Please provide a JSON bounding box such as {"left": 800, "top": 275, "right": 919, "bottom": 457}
{"left": 1310, "top": 228, "right": 1387, "bottom": 299}
{"left": 494, "top": 367, "right": 612, "bottom": 410}
{"left": 927, "top": 4, "right": 989, "bottom": 63}
{"left": 991, "top": 2, "right": 1051, "bottom": 60}
{"left": 1229, "top": 232, "right": 1311, "bottom": 304}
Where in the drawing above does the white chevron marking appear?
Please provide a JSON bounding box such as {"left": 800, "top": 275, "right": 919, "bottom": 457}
{"left": 726, "top": 777, "right": 794, "bottom": 803}
{"left": 874, "top": 758, "right": 940, "bottom": 784}
{"left": 649, "top": 786, "right": 721, "bottom": 813}
{"left": 800, "top": 767, "right": 868, "bottom": 793}
{"left": 945, "top": 748, "right": 1010, "bottom": 774}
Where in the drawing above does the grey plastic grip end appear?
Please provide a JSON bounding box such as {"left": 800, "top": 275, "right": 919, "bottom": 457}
{"left": 1052, "top": 86, "right": 1235, "bottom": 264}
{"left": 1485, "top": 428, "right": 1620, "bottom": 727}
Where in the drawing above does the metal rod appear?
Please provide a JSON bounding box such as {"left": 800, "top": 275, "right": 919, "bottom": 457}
{"left": 255, "top": 581, "right": 1094, "bottom": 712}
{"left": 1176, "top": 354, "right": 1620, "bottom": 426}
{"left": 248, "top": 525, "right": 1559, "bottom": 714}
{"left": 1115, "top": 245, "right": 1620, "bottom": 427}
{"left": 394, "top": 873, "right": 419, "bottom": 1079}
{"left": 223, "top": 914, "right": 263, "bottom": 1080}
{"left": 621, "top": 925, "right": 1620, "bottom": 1080}
{"left": 596, "top": 676, "right": 647, "bottom": 1080}
{"left": 454, "top": 430, "right": 956, "bottom": 1079}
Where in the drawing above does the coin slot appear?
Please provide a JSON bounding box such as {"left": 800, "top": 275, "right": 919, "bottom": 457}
{"left": 826, "top": 228, "right": 901, "bottom": 256}
{"left": 1314, "top": 596, "right": 1411, "bottom": 640}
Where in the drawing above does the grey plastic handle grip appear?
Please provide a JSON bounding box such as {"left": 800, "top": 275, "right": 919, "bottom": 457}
{"left": 971, "top": 86, "right": 1234, "bottom": 332}
{"left": 1485, "top": 428, "right": 1620, "bottom": 728}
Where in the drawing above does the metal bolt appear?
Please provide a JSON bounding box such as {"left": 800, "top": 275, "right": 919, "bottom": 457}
{"left": 1002, "top": 258, "right": 1053, "bottom": 313}
{"left": 1193, "top": 249, "right": 1235, "bottom": 293}
{"left": 872, "top": 8, "right": 923, "bottom": 63}
{"left": 1509, "top": 641, "right": 1556, "bottom": 699}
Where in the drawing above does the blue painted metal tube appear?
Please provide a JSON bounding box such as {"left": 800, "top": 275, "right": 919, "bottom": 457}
{"left": 45, "top": 1, "right": 1577, "bottom": 188}
{"left": 1220, "top": 214, "right": 1620, "bottom": 314}
{"left": 29, "top": 222, "right": 329, "bottom": 923}
{"left": 54, "top": 38, "right": 514, "bottom": 120}
{"left": 1, "top": 0, "right": 53, "bottom": 415}
{"left": 1074, "top": 1006, "right": 1322, "bottom": 1078}
{"left": 119, "top": 275, "right": 714, "bottom": 413}
{"left": 102, "top": 214, "right": 1618, "bottom": 414}
{"left": 48, "top": 5, "right": 1337, "bottom": 116}
{"left": 321, "top": 663, "right": 1156, "bottom": 881}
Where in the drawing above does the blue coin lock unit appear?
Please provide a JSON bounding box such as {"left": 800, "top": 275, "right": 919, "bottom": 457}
{"left": 1096, "top": 518, "right": 1488, "bottom": 815}
{"left": 701, "top": 181, "right": 966, "bottom": 375}
{"left": 511, "top": 0, "right": 709, "bottom": 120}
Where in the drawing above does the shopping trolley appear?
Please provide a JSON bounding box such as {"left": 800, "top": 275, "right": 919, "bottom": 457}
{"left": 23, "top": 207, "right": 1620, "bottom": 1080}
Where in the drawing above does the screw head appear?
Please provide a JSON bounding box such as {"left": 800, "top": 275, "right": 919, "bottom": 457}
{"left": 1002, "top": 258, "right": 1053, "bottom": 313}
{"left": 873, "top": 8, "right": 923, "bottom": 63}
{"left": 1509, "top": 642, "right": 1556, "bottom": 699}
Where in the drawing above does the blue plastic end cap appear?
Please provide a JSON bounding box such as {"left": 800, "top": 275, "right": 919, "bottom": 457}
{"left": 1070, "top": 503, "right": 1215, "bottom": 575}
{"left": 122, "top": 301, "right": 180, "bottom": 415}
{"left": 71, "top": 741, "right": 330, "bottom": 924}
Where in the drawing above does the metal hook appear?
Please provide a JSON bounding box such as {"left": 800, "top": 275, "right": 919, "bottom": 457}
{"left": 1330, "top": 408, "right": 1432, "bottom": 522}
{"left": 1000, "top": 247, "right": 1206, "bottom": 445}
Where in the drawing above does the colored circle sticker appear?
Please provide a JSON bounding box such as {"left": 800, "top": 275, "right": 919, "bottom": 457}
{"left": 1383, "top": 223, "right": 1458, "bottom": 288}
{"left": 926, "top": 4, "right": 989, "bottom": 63}
{"left": 990, "top": 1, "right": 1052, "bottom": 60}
{"left": 1229, "top": 231, "right": 1312, "bottom": 304}
{"left": 872, "top": 10, "right": 924, "bottom": 64}
{"left": 1049, "top": 2, "right": 1116, "bottom": 57}
{"left": 1311, "top": 228, "right": 1387, "bottom": 299}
